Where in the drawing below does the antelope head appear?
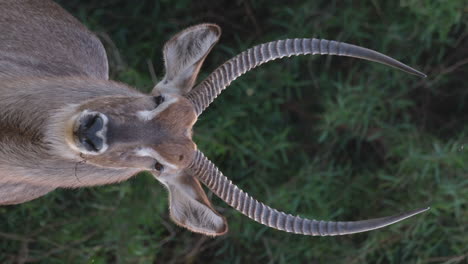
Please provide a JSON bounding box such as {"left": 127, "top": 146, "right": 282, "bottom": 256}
{"left": 62, "top": 24, "right": 428, "bottom": 236}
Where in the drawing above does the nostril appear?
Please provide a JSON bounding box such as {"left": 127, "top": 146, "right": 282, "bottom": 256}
{"left": 83, "top": 115, "right": 103, "bottom": 130}
{"left": 77, "top": 114, "right": 105, "bottom": 152}
{"left": 81, "top": 137, "right": 102, "bottom": 152}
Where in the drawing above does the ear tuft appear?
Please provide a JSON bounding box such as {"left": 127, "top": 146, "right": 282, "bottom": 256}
{"left": 152, "top": 24, "right": 221, "bottom": 95}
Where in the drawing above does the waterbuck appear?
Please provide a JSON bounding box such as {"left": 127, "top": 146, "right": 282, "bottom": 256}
{"left": 0, "top": 0, "right": 428, "bottom": 236}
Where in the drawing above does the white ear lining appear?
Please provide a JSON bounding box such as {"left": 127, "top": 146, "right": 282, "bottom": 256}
{"left": 168, "top": 183, "right": 226, "bottom": 235}
{"left": 157, "top": 172, "right": 227, "bottom": 236}
{"left": 152, "top": 24, "right": 221, "bottom": 95}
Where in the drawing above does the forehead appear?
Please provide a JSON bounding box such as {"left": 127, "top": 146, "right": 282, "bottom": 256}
{"left": 105, "top": 98, "right": 194, "bottom": 143}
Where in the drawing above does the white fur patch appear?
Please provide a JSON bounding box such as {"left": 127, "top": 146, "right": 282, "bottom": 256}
{"left": 45, "top": 103, "right": 82, "bottom": 160}
{"left": 136, "top": 96, "right": 178, "bottom": 122}
{"left": 135, "top": 147, "right": 178, "bottom": 170}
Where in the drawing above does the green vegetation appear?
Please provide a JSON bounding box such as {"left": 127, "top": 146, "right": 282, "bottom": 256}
{"left": 1, "top": 0, "right": 466, "bottom": 263}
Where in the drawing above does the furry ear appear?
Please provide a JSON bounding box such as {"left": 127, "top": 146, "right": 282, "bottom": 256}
{"left": 152, "top": 24, "right": 221, "bottom": 95}
{"left": 159, "top": 171, "right": 228, "bottom": 236}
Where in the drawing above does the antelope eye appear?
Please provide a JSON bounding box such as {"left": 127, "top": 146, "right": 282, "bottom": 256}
{"left": 153, "top": 96, "right": 165, "bottom": 107}
{"left": 154, "top": 161, "right": 164, "bottom": 172}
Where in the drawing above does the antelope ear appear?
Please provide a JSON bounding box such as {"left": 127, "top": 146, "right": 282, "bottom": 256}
{"left": 152, "top": 24, "right": 221, "bottom": 95}
{"left": 159, "top": 171, "right": 228, "bottom": 236}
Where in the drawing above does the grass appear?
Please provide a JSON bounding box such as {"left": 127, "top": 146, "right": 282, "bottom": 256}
{"left": 1, "top": 0, "right": 467, "bottom": 263}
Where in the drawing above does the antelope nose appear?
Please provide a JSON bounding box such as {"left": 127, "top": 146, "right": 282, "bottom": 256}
{"left": 77, "top": 114, "right": 105, "bottom": 152}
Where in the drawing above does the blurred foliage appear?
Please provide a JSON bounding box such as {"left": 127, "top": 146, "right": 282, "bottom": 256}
{"left": 1, "top": 0, "right": 467, "bottom": 263}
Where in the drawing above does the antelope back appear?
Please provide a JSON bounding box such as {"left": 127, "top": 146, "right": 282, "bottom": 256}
{"left": 0, "top": 0, "right": 108, "bottom": 80}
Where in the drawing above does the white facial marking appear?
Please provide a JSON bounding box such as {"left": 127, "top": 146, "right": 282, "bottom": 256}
{"left": 45, "top": 103, "right": 82, "bottom": 160}
{"left": 136, "top": 96, "right": 179, "bottom": 122}
{"left": 135, "top": 147, "right": 178, "bottom": 170}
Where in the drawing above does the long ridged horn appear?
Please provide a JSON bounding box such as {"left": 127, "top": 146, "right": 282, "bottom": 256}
{"left": 187, "top": 150, "right": 429, "bottom": 236}
{"left": 186, "top": 38, "right": 426, "bottom": 115}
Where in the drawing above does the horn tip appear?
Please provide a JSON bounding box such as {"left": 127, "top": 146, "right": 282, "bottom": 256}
{"left": 397, "top": 206, "right": 430, "bottom": 222}
{"left": 417, "top": 72, "right": 427, "bottom": 78}
{"left": 411, "top": 206, "right": 430, "bottom": 216}
{"left": 407, "top": 68, "right": 427, "bottom": 78}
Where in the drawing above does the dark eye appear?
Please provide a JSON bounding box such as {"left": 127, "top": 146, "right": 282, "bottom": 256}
{"left": 153, "top": 96, "right": 165, "bottom": 107}
{"left": 154, "top": 161, "right": 164, "bottom": 172}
